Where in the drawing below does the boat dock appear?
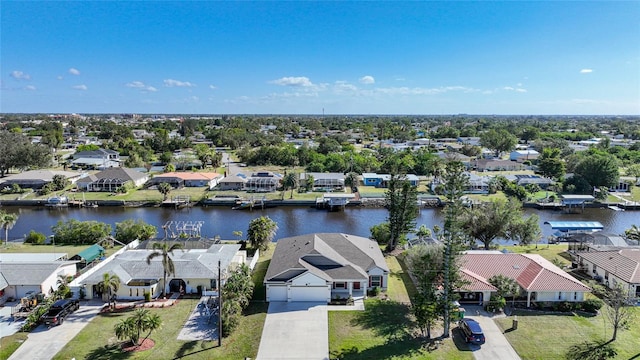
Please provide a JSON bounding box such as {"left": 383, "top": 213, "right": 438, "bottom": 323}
{"left": 316, "top": 193, "right": 356, "bottom": 211}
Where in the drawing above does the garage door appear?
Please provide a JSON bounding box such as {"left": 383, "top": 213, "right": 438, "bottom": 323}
{"left": 289, "top": 286, "right": 329, "bottom": 302}
{"left": 267, "top": 285, "right": 288, "bottom": 302}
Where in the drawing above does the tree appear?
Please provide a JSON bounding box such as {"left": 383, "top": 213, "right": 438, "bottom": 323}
{"left": 369, "top": 222, "right": 391, "bottom": 245}
{"left": 460, "top": 199, "right": 522, "bottom": 250}
{"left": 538, "top": 148, "right": 566, "bottom": 180}
{"left": 406, "top": 244, "right": 444, "bottom": 339}
{"left": 385, "top": 174, "right": 418, "bottom": 252}
{"left": 506, "top": 213, "right": 542, "bottom": 247}
{"left": 416, "top": 225, "right": 432, "bottom": 242}
{"left": 51, "top": 174, "right": 69, "bottom": 191}
{"left": 158, "top": 182, "right": 172, "bottom": 201}
{"left": 282, "top": 172, "right": 298, "bottom": 199}
{"left": 115, "top": 219, "right": 157, "bottom": 244}
{"left": 223, "top": 264, "right": 254, "bottom": 309}
{"left": 55, "top": 274, "right": 72, "bottom": 300}
{"left": 247, "top": 216, "right": 278, "bottom": 252}
{"left": 305, "top": 174, "right": 315, "bottom": 192}
{"left": 488, "top": 274, "right": 520, "bottom": 308}
{"left": 0, "top": 211, "right": 18, "bottom": 246}
{"left": 51, "top": 219, "right": 112, "bottom": 245}
{"left": 146, "top": 242, "right": 184, "bottom": 298}
{"left": 574, "top": 155, "right": 619, "bottom": 189}
{"left": 114, "top": 309, "right": 162, "bottom": 347}
{"left": 602, "top": 285, "right": 635, "bottom": 342}
{"left": 97, "top": 273, "right": 121, "bottom": 309}
{"left": 0, "top": 131, "right": 51, "bottom": 177}
{"left": 626, "top": 164, "right": 640, "bottom": 185}
{"left": 625, "top": 225, "right": 640, "bottom": 245}
{"left": 344, "top": 172, "right": 359, "bottom": 191}
{"left": 480, "top": 129, "right": 517, "bottom": 157}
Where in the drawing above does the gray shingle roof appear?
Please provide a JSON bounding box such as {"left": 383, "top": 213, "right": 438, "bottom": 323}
{"left": 265, "top": 233, "right": 388, "bottom": 283}
{"left": 0, "top": 263, "right": 74, "bottom": 285}
{"left": 578, "top": 249, "right": 640, "bottom": 283}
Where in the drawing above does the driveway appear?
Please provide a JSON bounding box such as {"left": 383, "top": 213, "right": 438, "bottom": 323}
{"left": 8, "top": 301, "right": 103, "bottom": 360}
{"left": 464, "top": 312, "right": 521, "bottom": 360}
{"left": 256, "top": 302, "right": 329, "bottom": 360}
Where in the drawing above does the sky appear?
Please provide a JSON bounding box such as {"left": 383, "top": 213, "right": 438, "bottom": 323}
{"left": 1, "top": 1, "right": 639, "bottom": 115}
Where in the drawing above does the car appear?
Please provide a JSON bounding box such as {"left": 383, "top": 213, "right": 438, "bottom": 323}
{"left": 458, "top": 318, "right": 486, "bottom": 345}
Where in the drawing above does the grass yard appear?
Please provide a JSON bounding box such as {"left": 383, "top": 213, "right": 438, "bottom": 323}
{"left": 328, "top": 255, "right": 473, "bottom": 360}
{"left": 0, "top": 243, "right": 123, "bottom": 258}
{"left": 0, "top": 333, "right": 28, "bottom": 360}
{"left": 495, "top": 307, "right": 640, "bottom": 360}
{"left": 501, "top": 244, "right": 572, "bottom": 267}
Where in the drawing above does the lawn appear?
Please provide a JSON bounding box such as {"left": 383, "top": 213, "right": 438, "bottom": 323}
{"left": 495, "top": 307, "right": 640, "bottom": 360}
{"left": 328, "top": 255, "right": 474, "bottom": 360}
{"left": 0, "top": 333, "right": 28, "bottom": 360}
{"left": 501, "top": 244, "right": 572, "bottom": 267}
{"left": 0, "top": 243, "right": 123, "bottom": 258}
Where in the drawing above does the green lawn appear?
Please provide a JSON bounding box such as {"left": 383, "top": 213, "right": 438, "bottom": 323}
{"left": 495, "top": 307, "right": 640, "bottom": 360}
{"left": 0, "top": 333, "right": 28, "bottom": 360}
{"left": 500, "top": 244, "right": 572, "bottom": 267}
{"left": 328, "top": 255, "right": 473, "bottom": 360}
{"left": 0, "top": 243, "right": 122, "bottom": 258}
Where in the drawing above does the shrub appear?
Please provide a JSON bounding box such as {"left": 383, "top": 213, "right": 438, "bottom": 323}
{"left": 24, "top": 230, "right": 46, "bottom": 244}
{"left": 486, "top": 294, "right": 506, "bottom": 312}
{"left": 143, "top": 292, "right": 151, "bottom": 302}
{"left": 368, "top": 286, "right": 381, "bottom": 297}
{"left": 582, "top": 298, "right": 604, "bottom": 313}
{"left": 556, "top": 301, "right": 573, "bottom": 312}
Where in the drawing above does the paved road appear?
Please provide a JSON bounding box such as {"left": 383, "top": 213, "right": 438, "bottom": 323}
{"left": 256, "top": 302, "right": 329, "bottom": 360}
{"left": 8, "top": 302, "right": 103, "bottom": 360}
{"left": 467, "top": 314, "right": 521, "bottom": 360}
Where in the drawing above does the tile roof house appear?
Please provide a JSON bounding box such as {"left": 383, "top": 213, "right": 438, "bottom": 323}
{"left": 149, "top": 172, "right": 222, "bottom": 189}
{"left": 264, "top": 233, "right": 389, "bottom": 303}
{"left": 458, "top": 252, "right": 591, "bottom": 307}
{"left": 76, "top": 167, "right": 149, "bottom": 192}
{"left": 71, "top": 148, "right": 120, "bottom": 169}
{"left": 575, "top": 249, "right": 640, "bottom": 299}
{"left": 0, "top": 170, "right": 83, "bottom": 190}
{"left": 79, "top": 244, "right": 245, "bottom": 300}
{"left": 0, "top": 254, "right": 77, "bottom": 303}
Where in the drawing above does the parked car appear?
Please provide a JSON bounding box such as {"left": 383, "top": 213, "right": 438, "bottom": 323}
{"left": 40, "top": 299, "right": 80, "bottom": 327}
{"left": 458, "top": 318, "right": 486, "bottom": 345}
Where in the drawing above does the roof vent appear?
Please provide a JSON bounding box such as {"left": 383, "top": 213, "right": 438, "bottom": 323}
{"left": 513, "top": 265, "right": 520, "bottom": 269}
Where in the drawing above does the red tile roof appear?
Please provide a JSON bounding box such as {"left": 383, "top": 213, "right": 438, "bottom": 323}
{"left": 461, "top": 253, "right": 590, "bottom": 292}
{"left": 460, "top": 269, "right": 498, "bottom": 291}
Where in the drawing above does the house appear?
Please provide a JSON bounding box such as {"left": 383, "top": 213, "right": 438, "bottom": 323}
{"left": 216, "top": 174, "right": 247, "bottom": 191}
{"left": 264, "top": 233, "right": 389, "bottom": 302}
{"left": 474, "top": 159, "right": 525, "bottom": 172}
{"left": 149, "top": 172, "right": 222, "bottom": 189}
{"left": 76, "top": 167, "right": 149, "bottom": 192}
{"left": 300, "top": 172, "right": 345, "bottom": 191}
{"left": 78, "top": 243, "right": 245, "bottom": 300}
{"left": 506, "top": 174, "right": 555, "bottom": 189}
{"left": 436, "top": 152, "right": 473, "bottom": 167}
{"left": 509, "top": 150, "right": 540, "bottom": 163}
{"left": 458, "top": 252, "right": 591, "bottom": 307}
{"left": 245, "top": 171, "right": 282, "bottom": 192}
{"left": 0, "top": 170, "right": 83, "bottom": 190}
{"left": 362, "top": 173, "right": 419, "bottom": 187}
{"left": 71, "top": 148, "right": 120, "bottom": 169}
{"left": 0, "top": 253, "right": 77, "bottom": 303}
{"left": 575, "top": 249, "right": 640, "bottom": 299}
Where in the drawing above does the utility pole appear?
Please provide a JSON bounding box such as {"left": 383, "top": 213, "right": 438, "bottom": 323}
{"left": 218, "top": 259, "right": 222, "bottom": 347}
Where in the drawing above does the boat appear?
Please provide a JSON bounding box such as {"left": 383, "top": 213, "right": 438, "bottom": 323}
{"left": 45, "top": 195, "right": 69, "bottom": 208}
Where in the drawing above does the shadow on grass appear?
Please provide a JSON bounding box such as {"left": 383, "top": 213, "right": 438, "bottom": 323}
{"left": 509, "top": 309, "right": 597, "bottom": 318}
{"left": 395, "top": 255, "right": 418, "bottom": 299}
{"left": 565, "top": 338, "right": 618, "bottom": 360}
{"left": 173, "top": 340, "right": 217, "bottom": 359}
{"left": 244, "top": 301, "right": 269, "bottom": 316}
{"left": 331, "top": 337, "right": 425, "bottom": 360}
{"left": 351, "top": 299, "right": 413, "bottom": 342}
{"left": 85, "top": 343, "right": 132, "bottom": 360}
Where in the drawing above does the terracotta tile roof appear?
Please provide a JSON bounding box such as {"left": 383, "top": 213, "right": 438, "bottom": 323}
{"left": 578, "top": 249, "right": 640, "bottom": 283}
{"left": 155, "top": 172, "right": 220, "bottom": 181}
{"left": 461, "top": 253, "right": 590, "bottom": 292}
{"left": 460, "top": 269, "right": 498, "bottom": 291}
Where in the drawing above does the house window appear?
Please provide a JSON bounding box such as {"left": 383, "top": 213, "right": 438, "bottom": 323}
{"left": 592, "top": 265, "right": 597, "bottom": 274}
{"left": 353, "top": 282, "right": 361, "bottom": 290}
{"left": 333, "top": 282, "right": 346, "bottom": 289}
{"left": 605, "top": 271, "right": 609, "bottom": 280}
{"left": 558, "top": 292, "right": 562, "bottom": 300}
{"left": 370, "top": 275, "right": 382, "bottom": 288}
{"left": 574, "top": 292, "right": 578, "bottom": 300}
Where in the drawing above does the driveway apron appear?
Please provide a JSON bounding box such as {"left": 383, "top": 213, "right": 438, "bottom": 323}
{"left": 257, "top": 302, "right": 329, "bottom": 360}
{"left": 8, "top": 301, "right": 103, "bottom": 360}
{"left": 466, "top": 314, "right": 521, "bottom": 360}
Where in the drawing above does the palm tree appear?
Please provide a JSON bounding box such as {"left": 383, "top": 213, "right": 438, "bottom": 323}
{"left": 625, "top": 225, "right": 640, "bottom": 245}
{"left": 416, "top": 225, "right": 432, "bottom": 242}
{"left": 283, "top": 172, "right": 298, "bottom": 199}
{"left": 114, "top": 308, "right": 162, "bottom": 346}
{"left": 0, "top": 211, "right": 18, "bottom": 246}
{"left": 55, "top": 274, "right": 72, "bottom": 300}
{"left": 97, "top": 273, "right": 121, "bottom": 309}
{"left": 146, "top": 242, "right": 184, "bottom": 298}
{"left": 247, "top": 216, "right": 278, "bottom": 252}
{"left": 157, "top": 182, "right": 172, "bottom": 201}
{"left": 305, "top": 174, "right": 315, "bottom": 192}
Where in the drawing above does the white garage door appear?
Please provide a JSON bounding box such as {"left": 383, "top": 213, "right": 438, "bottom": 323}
{"left": 289, "top": 286, "right": 329, "bottom": 302}
{"left": 267, "top": 285, "right": 288, "bottom": 302}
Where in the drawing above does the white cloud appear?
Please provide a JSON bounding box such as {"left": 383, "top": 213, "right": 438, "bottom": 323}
{"left": 334, "top": 81, "right": 358, "bottom": 93}
{"left": 503, "top": 86, "right": 527, "bottom": 93}
{"left": 69, "top": 68, "right": 81, "bottom": 75}
{"left": 270, "top": 76, "right": 314, "bottom": 87}
{"left": 580, "top": 69, "right": 593, "bottom": 74}
{"left": 72, "top": 84, "right": 88, "bottom": 91}
{"left": 126, "top": 81, "right": 157, "bottom": 92}
{"left": 209, "top": 85, "right": 217, "bottom": 90}
{"left": 146, "top": 86, "right": 158, "bottom": 92}
{"left": 10, "top": 70, "right": 31, "bottom": 80}
{"left": 359, "top": 75, "right": 375, "bottom": 84}
{"left": 57, "top": 76, "right": 64, "bottom": 80}
{"left": 164, "top": 79, "right": 195, "bottom": 87}
{"left": 25, "top": 85, "right": 37, "bottom": 91}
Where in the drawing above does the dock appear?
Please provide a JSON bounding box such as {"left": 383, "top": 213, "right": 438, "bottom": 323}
{"left": 316, "top": 193, "right": 356, "bottom": 211}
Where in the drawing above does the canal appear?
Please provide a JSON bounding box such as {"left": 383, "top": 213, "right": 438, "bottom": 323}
{"left": 2, "top": 205, "right": 638, "bottom": 243}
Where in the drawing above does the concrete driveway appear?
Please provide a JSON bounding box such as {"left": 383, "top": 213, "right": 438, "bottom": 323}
{"left": 465, "top": 314, "right": 521, "bottom": 360}
{"left": 8, "top": 301, "right": 103, "bottom": 360}
{"left": 256, "top": 302, "right": 329, "bottom": 360}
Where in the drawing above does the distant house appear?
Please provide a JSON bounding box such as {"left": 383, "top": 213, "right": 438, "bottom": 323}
{"left": 264, "top": 233, "right": 389, "bottom": 302}
{"left": 458, "top": 252, "right": 591, "bottom": 307}
{"left": 575, "top": 249, "right": 640, "bottom": 299}
{"left": 71, "top": 148, "right": 120, "bottom": 169}
{"left": 506, "top": 174, "right": 554, "bottom": 189}
{"left": 300, "top": 172, "right": 345, "bottom": 191}
{"left": 0, "top": 253, "right": 77, "bottom": 302}
{"left": 362, "top": 173, "right": 419, "bottom": 187}
{"left": 216, "top": 174, "right": 247, "bottom": 191}
{"left": 0, "top": 170, "right": 83, "bottom": 190}
{"left": 474, "top": 159, "right": 525, "bottom": 172}
{"left": 509, "top": 150, "right": 539, "bottom": 163}
{"left": 149, "top": 172, "right": 222, "bottom": 189}
{"left": 76, "top": 167, "right": 149, "bottom": 192}
{"left": 245, "top": 171, "right": 282, "bottom": 192}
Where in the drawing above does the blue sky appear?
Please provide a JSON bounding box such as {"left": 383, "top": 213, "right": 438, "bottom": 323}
{"left": 2, "top": 1, "right": 639, "bottom": 115}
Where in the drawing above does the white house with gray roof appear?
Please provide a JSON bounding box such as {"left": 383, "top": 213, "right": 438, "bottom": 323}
{"left": 0, "top": 254, "right": 77, "bottom": 303}
{"left": 264, "top": 233, "right": 389, "bottom": 303}
{"left": 576, "top": 249, "right": 640, "bottom": 300}
{"left": 78, "top": 244, "right": 244, "bottom": 300}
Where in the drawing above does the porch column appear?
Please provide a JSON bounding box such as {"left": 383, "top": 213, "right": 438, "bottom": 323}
{"left": 527, "top": 291, "right": 531, "bottom": 307}
{"left": 348, "top": 282, "right": 353, "bottom": 297}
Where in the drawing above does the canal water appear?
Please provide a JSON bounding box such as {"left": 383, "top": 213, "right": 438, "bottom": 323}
{"left": 2, "top": 205, "right": 638, "bottom": 243}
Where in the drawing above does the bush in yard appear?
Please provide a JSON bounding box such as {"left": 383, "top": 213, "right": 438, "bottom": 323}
{"left": 582, "top": 298, "right": 604, "bottom": 313}
{"left": 486, "top": 294, "right": 506, "bottom": 313}
{"left": 368, "top": 286, "right": 380, "bottom": 297}
{"left": 24, "top": 230, "right": 46, "bottom": 244}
